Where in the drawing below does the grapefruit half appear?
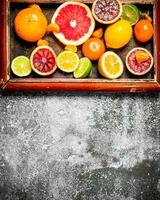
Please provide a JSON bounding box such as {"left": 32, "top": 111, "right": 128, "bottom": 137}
{"left": 51, "top": 2, "right": 95, "bottom": 46}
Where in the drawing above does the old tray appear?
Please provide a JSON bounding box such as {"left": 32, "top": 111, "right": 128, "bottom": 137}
{"left": 0, "top": 0, "right": 160, "bottom": 92}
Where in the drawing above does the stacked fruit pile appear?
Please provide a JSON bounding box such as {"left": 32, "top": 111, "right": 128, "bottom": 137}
{"left": 11, "top": 0, "right": 154, "bottom": 79}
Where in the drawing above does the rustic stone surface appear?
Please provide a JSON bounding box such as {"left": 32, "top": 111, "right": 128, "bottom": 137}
{"left": 0, "top": 91, "right": 160, "bottom": 200}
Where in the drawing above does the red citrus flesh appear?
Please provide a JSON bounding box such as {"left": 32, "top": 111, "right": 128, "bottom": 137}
{"left": 92, "top": 0, "right": 122, "bottom": 24}
{"left": 51, "top": 2, "right": 95, "bottom": 46}
{"left": 30, "top": 46, "right": 57, "bottom": 76}
{"left": 126, "top": 48, "right": 153, "bottom": 75}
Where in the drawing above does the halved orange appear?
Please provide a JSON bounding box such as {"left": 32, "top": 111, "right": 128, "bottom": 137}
{"left": 98, "top": 51, "right": 124, "bottom": 79}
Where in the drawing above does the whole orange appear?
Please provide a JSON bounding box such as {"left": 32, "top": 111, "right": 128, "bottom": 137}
{"left": 14, "top": 7, "right": 48, "bottom": 42}
{"left": 82, "top": 37, "right": 105, "bottom": 61}
{"left": 134, "top": 19, "right": 154, "bottom": 43}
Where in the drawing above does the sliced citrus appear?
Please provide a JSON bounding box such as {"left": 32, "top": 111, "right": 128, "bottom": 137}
{"left": 57, "top": 51, "right": 79, "bottom": 73}
{"left": 51, "top": 2, "right": 95, "bottom": 46}
{"left": 74, "top": 57, "right": 92, "bottom": 78}
{"left": 11, "top": 56, "right": 32, "bottom": 77}
{"left": 121, "top": 4, "right": 140, "bottom": 26}
{"left": 65, "top": 45, "right": 78, "bottom": 53}
{"left": 98, "top": 51, "right": 124, "bottom": 79}
{"left": 30, "top": 46, "right": 57, "bottom": 76}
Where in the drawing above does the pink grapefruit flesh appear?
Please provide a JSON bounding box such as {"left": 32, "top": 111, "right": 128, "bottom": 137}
{"left": 51, "top": 2, "right": 95, "bottom": 46}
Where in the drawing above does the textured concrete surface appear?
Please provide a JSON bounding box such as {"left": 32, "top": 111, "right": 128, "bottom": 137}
{"left": 0, "top": 91, "right": 160, "bottom": 200}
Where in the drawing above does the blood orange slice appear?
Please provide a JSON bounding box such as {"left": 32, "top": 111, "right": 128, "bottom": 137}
{"left": 30, "top": 46, "right": 57, "bottom": 76}
{"left": 126, "top": 47, "right": 153, "bottom": 75}
{"left": 92, "top": 0, "right": 122, "bottom": 24}
{"left": 51, "top": 2, "right": 95, "bottom": 46}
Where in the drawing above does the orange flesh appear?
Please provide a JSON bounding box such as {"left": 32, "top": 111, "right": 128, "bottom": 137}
{"left": 47, "top": 23, "right": 60, "bottom": 33}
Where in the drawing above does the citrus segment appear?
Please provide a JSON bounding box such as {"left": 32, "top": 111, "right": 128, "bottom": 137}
{"left": 11, "top": 56, "right": 32, "bottom": 77}
{"left": 28, "top": 4, "right": 42, "bottom": 12}
{"left": 57, "top": 51, "right": 79, "bottom": 73}
{"left": 92, "top": 28, "right": 103, "bottom": 39}
{"left": 51, "top": 2, "right": 95, "bottom": 46}
{"left": 121, "top": 4, "right": 140, "bottom": 25}
{"left": 98, "top": 51, "right": 124, "bottom": 79}
{"left": 37, "top": 39, "right": 49, "bottom": 47}
{"left": 30, "top": 46, "right": 57, "bottom": 76}
{"left": 65, "top": 45, "right": 78, "bottom": 53}
{"left": 74, "top": 57, "right": 92, "bottom": 78}
{"left": 47, "top": 23, "right": 60, "bottom": 33}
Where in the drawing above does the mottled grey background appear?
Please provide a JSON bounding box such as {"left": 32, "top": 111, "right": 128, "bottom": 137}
{"left": 0, "top": 91, "right": 160, "bottom": 200}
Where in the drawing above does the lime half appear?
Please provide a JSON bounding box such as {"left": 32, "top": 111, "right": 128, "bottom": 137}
{"left": 121, "top": 4, "right": 140, "bottom": 26}
{"left": 74, "top": 57, "right": 92, "bottom": 78}
{"left": 11, "top": 56, "right": 32, "bottom": 77}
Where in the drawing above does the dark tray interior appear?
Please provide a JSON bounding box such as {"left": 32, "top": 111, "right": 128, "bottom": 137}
{"left": 9, "top": 3, "right": 154, "bottom": 81}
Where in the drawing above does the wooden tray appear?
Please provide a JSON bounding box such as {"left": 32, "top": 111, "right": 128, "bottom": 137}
{"left": 0, "top": 0, "right": 160, "bottom": 92}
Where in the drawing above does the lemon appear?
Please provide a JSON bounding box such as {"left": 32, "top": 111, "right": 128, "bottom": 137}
{"left": 11, "top": 56, "right": 32, "bottom": 77}
{"left": 98, "top": 51, "right": 124, "bottom": 79}
{"left": 105, "top": 20, "right": 133, "bottom": 49}
{"left": 57, "top": 51, "right": 79, "bottom": 73}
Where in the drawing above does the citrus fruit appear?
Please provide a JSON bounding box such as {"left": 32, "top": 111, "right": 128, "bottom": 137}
{"left": 14, "top": 5, "right": 48, "bottom": 42}
{"left": 98, "top": 51, "right": 124, "bottom": 79}
{"left": 57, "top": 51, "right": 79, "bottom": 73}
{"left": 51, "top": 2, "right": 95, "bottom": 46}
{"left": 74, "top": 57, "right": 92, "bottom": 78}
{"left": 105, "top": 19, "right": 133, "bottom": 49}
{"left": 65, "top": 45, "right": 78, "bottom": 53}
{"left": 47, "top": 23, "right": 60, "bottom": 34}
{"left": 37, "top": 39, "right": 49, "bottom": 47}
{"left": 30, "top": 46, "right": 57, "bottom": 76}
{"left": 92, "top": 28, "right": 103, "bottom": 39}
{"left": 126, "top": 47, "right": 153, "bottom": 75}
{"left": 121, "top": 4, "right": 140, "bottom": 25}
{"left": 11, "top": 56, "right": 32, "bottom": 77}
{"left": 82, "top": 37, "right": 105, "bottom": 61}
{"left": 92, "top": 0, "right": 122, "bottom": 24}
{"left": 134, "top": 19, "right": 154, "bottom": 42}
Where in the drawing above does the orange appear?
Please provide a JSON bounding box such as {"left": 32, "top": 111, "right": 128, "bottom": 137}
{"left": 14, "top": 5, "right": 48, "bottom": 42}
{"left": 82, "top": 37, "right": 105, "bottom": 61}
{"left": 136, "top": 50, "right": 150, "bottom": 64}
{"left": 134, "top": 19, "right": 154, "bottom": 43}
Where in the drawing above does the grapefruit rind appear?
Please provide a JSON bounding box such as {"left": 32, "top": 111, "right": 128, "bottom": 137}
{"left": 51, "top": 2, "right": 95, "bottom": 46}
{"left": 98, "top": 51, "right": 124, "bottom": 79}
{"left": 92, "top": 0, "right": 122, "bottom": 25}
{"left": 30, "top": 46, "right": 57, "bottom": 76}
{"left": 126, "top": 47, "right": 153, "bottom": 76}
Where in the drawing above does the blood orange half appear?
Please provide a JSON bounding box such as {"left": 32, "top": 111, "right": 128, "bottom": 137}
{"left": 30, "top": 46, "right": 57, "bottom": 76}
{"left": 51, "top": 2, "right": 95, "bottom": 46}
